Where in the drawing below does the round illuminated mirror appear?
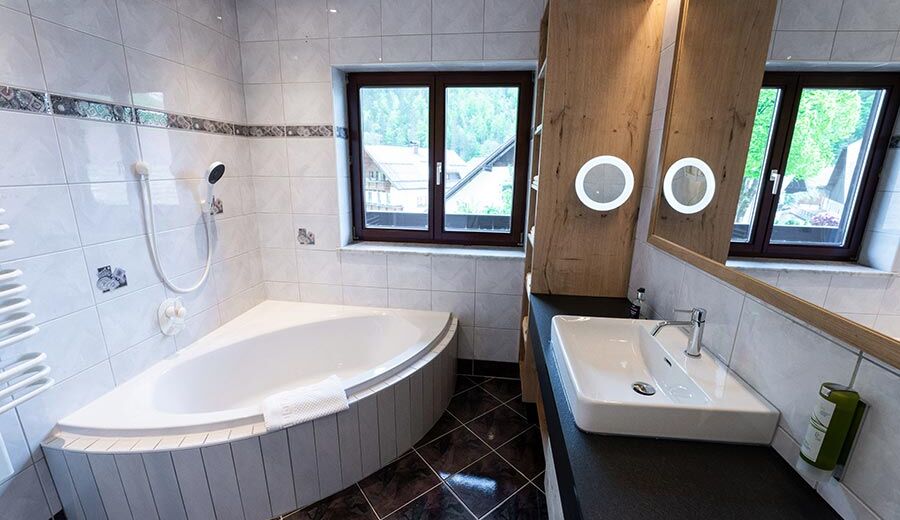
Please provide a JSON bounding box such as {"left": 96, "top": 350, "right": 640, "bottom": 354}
{"left": 574, "top": 155, "right": 635, "bottom": 211}
{"left": 663, "top": 157, "right": 716, "bottom": 214}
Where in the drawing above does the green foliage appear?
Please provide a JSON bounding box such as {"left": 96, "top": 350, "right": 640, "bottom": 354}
{"left": 744, "top": 88, "right": 779, "bottom": 180}
{"left": 359, "top": 86, "right": 518, "bottom": 161}
{"left": 784, "top": 88, "right": 876, "bottom": 180}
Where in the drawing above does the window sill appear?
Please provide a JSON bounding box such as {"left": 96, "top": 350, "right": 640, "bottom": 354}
{"left": 726, "top": 257, "right": 893, "bottom": 278}
{"left": 342, "top": 241, "right": 525, "bottom": 259}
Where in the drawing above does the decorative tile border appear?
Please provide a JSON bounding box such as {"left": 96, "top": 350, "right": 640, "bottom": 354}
{"left": 0, "top": 83, "right": 348, "bottom": 139}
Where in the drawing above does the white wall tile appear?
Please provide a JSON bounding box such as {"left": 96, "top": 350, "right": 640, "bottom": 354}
{"left": 386, "top": 252, "right": 431, "bottom": 290}
{"left": 280, "top": 38, "right": 331, "bottom": 83}
{"left": 29, "top": 0, "right": 121, "bottom": 43}
{"left": 327, "top": 0, "right": 380, "bottom": 37}
{"left": 244, "top": 83, "right": 285, "bottom": 124}
{"left": 433, "top": 0, "right": 484, "bottom": 34}
{"left": 776, "top": 271, "right": 830, "bottom": 307}
{"left": 770, "top": 31, "right": 835, "bottom": 60}
{"left": 118, "top": 0, "right": 183, "bottom": 62}
{"left": 250, "top": 137, "right": 289, "bottom": 176}
{"left": 474, "top": 327, "right": 517, "bottom": 362}
{"left": 14, "top": 249, "right": 95, "bottom": 323}
{"left": 237, "top": 0, "right": 277, "bottom": 41}
{"left": 97, "top": 284, "right": 167, "bottom": 355}
{"left": 7, "top": 308, "right": 107, "bottom": 382}
{"left": 125, "top": 48, "right": 191, "bottom": 114}
{"left": 388, "top": 288, "right": 431, "bottom": 310}
{"left": 824, "top": 274, "right": 889, "bottom": 314}
{"left": 296, "top": 249, "right": 341, "bottom": 284}
{"left": 56, "top": 117, "right": 141, "bottom": 183}
{"left": 180, "top": 15, "right": 227, "bottom": 76}
{"left": 342, "top": 285, "right": 387, "bottom": 307}
{"left": 382, "top": 34, "right": 431, "bottom": 63}
{"left": 81, "top": 234, "right": 158, "bottom": 302}
{"left": 777, "top": 0, "right": 842, "bottom": 31}
{"left": 873, "top": 314, "right": 900, "bottom": 339}
{"left": 0, "top": 6, "right": 45, "bottom": 89}
{"left": 242, "top": 41, "right": 282, "bottom": 83}
{"left": 186, "top": 68, "right": 233, "bottom": 120}
{"left": 286, "top": 138, "right": 337, "bottom": 177}
{"left": 0, "top": 185, "right": 80, "bottom": 262}
{"left": 340, "top": 250, "right": 386, "bottom": 287}
{"left": 253, "top": 177, "right": 292, "bottom": 213}
{"left": 838, "top": 0, "right": 900, "bottom": 31}
{"left": 381, "top": 0, "right": 430, "bottom": 36}
{"left": 34, "top": 19, "right": 131, "bottom": 103}
{"left": 475, "top": 257, "right": 523, "bottom": 295}
{"left": 730, "top": 299, "right": 857, "bottom": 440}
{"left": 0, "top": 0, "right": 27, "bottom": 13}
{"left": 276, "top": 0, "right": 328, "bottom": 40}
{"left": 265, "top": 281, "right": 300, "bottom": 301}
{"left": 290, "top": 177, "right": 338, "bottom": 214}
{"left": 0, "top": 112, "right": 64, "bottom": 187}
{"left": 483, "top": 0, "right": 543, "bottom": 32}
{"left": 299, "top": 282, "right": 342, "bottom": 303}
{"left": 256, "top": 213, "right": 294, "bottom": 248}
{"left": 474, "top": 292, "right": 519, "bottom": 329}
{"left": 831, "top": 31, "right": 897, "bottom": 61}
{"left": 0, "top": 411, "right": 31, "bottom": 483}
{"left": 483, "top": 32, "right": 538, "bottom": 60}
{"left": 432, "top": 255, "right": 476, "bottom": 292}
{"left": 329, "top": 36, "right": 382, "bottom": 64}
{"left": 293, "top": 214, "right": 340, "bottom": 249}
{"left": 0, "top": 466, "right": 51, "bottom": 519}
{"left": 261, "top": 247, "right": 298, "bottom": 282}
{"left": 109, "top": 333, "right": 176, "bottom": 384}
{"left": 179, "top": 0, "right": 224, "bottom": 30}
{"left": 431, "top": 290, "right": 474, "bottom": 326}
{"left": 432, "top": 33, "right": 483, "bottom": 61}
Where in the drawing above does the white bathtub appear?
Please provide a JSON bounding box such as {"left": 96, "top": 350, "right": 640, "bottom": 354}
{"left": 57, "top": 300, "right": 451, "bottom": 437}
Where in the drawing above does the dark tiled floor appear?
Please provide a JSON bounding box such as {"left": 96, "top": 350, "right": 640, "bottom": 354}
{"left": 275, "top": 376, "right": 547, "bottom": 519}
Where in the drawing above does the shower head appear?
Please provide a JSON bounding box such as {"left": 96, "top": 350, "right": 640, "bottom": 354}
{"left": 207, "top": 162, "right": 225, "bottom": 184}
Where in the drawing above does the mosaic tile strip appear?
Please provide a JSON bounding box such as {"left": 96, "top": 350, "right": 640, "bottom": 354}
{"left": 0, "top": 85, "right": 50, "bottom": 113}
{"left": 890, "top": 135, "right": 899, "bottom": 149}
{"left": 50, "top": 94, "right": 134, "bottom": 123}
{"left": 0, "top": 83, "right": 348, "bottom": 139}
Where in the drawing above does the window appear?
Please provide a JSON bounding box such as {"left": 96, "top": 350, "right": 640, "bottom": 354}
{"left": 347, "top": 72, "right": 533, "bottom": 246}
{"left": 731, "top": 72, "right": 900, "bottom": 260}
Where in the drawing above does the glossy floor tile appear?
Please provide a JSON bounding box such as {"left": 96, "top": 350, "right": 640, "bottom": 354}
{"left": 272, "top": 377, "right": 547, "bottom": 519}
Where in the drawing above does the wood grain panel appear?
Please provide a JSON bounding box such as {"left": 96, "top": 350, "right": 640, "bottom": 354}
{"left": 531, "top": 0, "right": 665, "bottom": 296}
{"left": 651, "top": 0, "right": 777, "bottom": 262}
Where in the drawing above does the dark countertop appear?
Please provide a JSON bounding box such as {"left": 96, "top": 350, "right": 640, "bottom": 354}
{"left": 529, "top": 293, "right": 840, "bottom": 520}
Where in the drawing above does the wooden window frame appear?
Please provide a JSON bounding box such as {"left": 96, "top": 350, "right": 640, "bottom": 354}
{"left": 347, "top": 71, "right": 534, "bottom": 247}
{"left": 730, "top": 71, "right": 900, "bottom": 261}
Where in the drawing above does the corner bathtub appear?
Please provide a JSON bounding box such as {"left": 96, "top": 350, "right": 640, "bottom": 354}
{"left": 43, "top": 301, "right": 458, "bottom": 520}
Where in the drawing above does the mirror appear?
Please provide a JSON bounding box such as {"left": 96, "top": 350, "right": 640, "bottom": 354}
{"left": 646, "top": 0, "right": 900, "bottom": 370}
{"left": 575, "top": 155, "right": 634, "bottom": 211}
{"left": 662, "top": 158, "right": 715, "bottom": 214}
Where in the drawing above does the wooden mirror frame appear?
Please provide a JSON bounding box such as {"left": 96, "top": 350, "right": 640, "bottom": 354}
{"left": 646, "top": 0, "right": 900, "bottom": 371}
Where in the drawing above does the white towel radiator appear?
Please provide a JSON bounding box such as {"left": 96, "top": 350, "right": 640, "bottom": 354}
{"left": 0, "top": 207, "right": 53, "bottom": 416}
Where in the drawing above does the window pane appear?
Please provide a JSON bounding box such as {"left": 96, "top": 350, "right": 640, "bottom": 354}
{"left": 360, "top": 86, "right": 430, "bottom": 230}
{"left": 770, "top": 88, "right": 885, "bottom": 247}
{"left": 443, "top": 86, "right": 519, "bottom": 233}
{"left": 732, "top": 88, "right": 780, "bottom": 243}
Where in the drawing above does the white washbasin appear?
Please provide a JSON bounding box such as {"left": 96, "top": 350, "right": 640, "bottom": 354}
{"left": 551, "top": 315, "right": 779, "bottom": 444}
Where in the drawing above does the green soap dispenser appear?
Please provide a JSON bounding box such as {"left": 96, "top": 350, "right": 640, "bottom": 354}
{"left": 799, "top": 383, "right": 860, "bottom": 472}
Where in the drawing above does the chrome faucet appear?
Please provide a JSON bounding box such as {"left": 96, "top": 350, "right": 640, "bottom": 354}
{"left": 651, "top": 308, "right": 706, "bottom": 357}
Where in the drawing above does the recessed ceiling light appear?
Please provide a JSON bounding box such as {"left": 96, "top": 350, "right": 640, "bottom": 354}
{"left": 329, "top": 8, "right": 337, "bottom": 13}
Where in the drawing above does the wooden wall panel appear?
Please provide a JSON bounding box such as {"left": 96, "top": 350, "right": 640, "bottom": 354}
{"left": 530, "top": 0, "right": 665, "bottom": 296}
{"left": 651, "top": 0, "right": 778, "bottom": 262}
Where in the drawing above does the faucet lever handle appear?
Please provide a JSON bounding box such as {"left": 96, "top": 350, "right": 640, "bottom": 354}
{"left": 674, "top": 307, "right": 706, "bottom": 323}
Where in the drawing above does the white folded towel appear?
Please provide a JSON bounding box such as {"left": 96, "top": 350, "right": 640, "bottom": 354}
{"left": 262, "top": 375, "right": 349, "bottom": 431}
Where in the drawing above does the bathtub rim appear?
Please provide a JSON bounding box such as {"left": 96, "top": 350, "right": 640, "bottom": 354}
{"left": 43, "top": 317, "right": 459, "bottom": 454}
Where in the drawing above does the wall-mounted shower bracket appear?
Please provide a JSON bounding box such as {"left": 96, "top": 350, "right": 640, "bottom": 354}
{"left": 158, "top": 297, "right": 187, "bottom": 336}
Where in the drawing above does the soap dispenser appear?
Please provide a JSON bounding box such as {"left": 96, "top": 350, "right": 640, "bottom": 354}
{"left": 796, "top": 382, "right": 863, "bottom": 481}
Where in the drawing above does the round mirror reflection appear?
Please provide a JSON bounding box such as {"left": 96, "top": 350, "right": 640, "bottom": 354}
{"left": 663, "top": 158, "right": 716, "bottom": 214}
{"left": 575, "top": 155, "right": 634, "bottom": 211}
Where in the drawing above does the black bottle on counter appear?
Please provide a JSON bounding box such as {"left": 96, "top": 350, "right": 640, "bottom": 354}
{"left": 629, "top": 288, "right": 645, "bottom": 319}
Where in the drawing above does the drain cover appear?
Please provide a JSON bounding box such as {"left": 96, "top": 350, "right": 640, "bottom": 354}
{"left": 632, "top": 381, "right": 656, "bottom": 396}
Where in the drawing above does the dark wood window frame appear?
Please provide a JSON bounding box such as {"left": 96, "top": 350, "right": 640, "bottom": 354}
{"left": 730, "top": 71, "right": 900, "bottom": 261}
{"left": 347, "top": 71, "right": 534, "bottom": 247}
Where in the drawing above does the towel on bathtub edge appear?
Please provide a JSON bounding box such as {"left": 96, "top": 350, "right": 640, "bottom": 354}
{"left": 262, "top": 374, "right": 349, "bottom": 431}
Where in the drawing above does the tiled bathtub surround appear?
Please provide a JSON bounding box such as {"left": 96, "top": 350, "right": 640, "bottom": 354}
{"left": 630, "top": 1, "right": 900, "bottom": 518}
{"left": 43, "top": 322, "right": 457, "bottom": 520}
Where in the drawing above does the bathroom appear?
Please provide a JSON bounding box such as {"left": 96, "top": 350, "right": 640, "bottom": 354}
{"left": 0, "top": 0, "right": 898, "bottom": 518}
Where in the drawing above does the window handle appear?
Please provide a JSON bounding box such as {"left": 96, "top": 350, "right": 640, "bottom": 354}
{"left": 769, "top": 169, "right": 781, "bottom": 195}
{"left": 436, "top": 162, "right": 443, "bottom": 186}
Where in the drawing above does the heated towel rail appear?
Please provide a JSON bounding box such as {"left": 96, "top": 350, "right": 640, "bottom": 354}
{"left": 0, "top": 207, "right": 52, "bottom": 416}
